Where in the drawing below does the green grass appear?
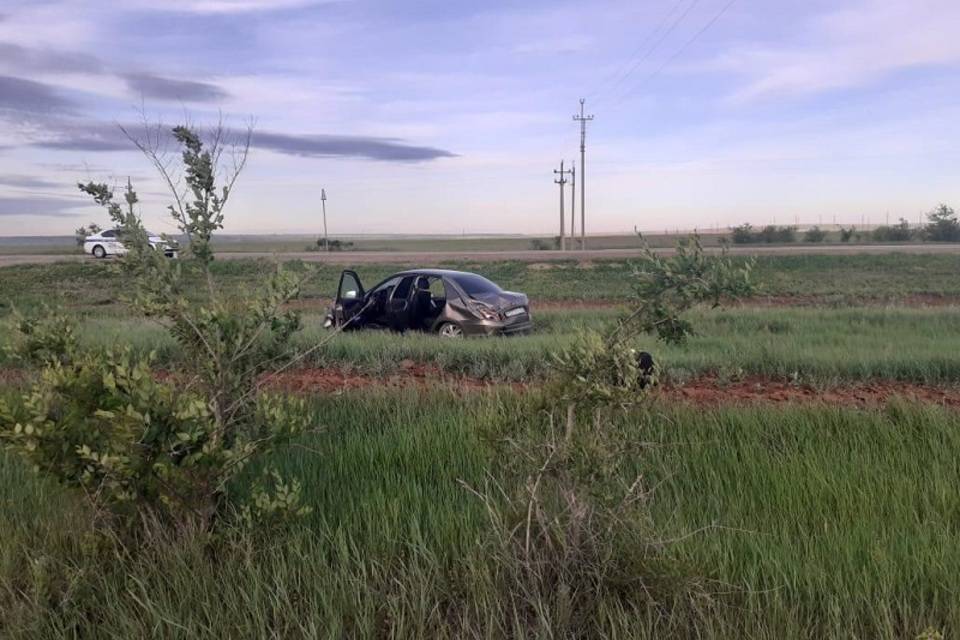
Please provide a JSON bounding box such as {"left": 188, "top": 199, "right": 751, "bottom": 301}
{"left": 2, "top": 391, "right": 958, "bottom": 637}
{"left": 3, "top": 253, "right": 960, "bottom": 316}
{"left": 0, "top": 232, "right": 729, "bottom": 256}
{"left": 9, "top": 305, "right": 960, "bottom": 385}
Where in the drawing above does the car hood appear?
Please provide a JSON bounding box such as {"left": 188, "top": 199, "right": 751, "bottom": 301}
{"left": 469, "top": 290, "right": 528, "bottom": 310}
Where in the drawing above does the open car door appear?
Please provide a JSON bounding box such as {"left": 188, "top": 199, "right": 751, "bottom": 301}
{"left": 334, "top": 270, "right": 365, "bottom": 327}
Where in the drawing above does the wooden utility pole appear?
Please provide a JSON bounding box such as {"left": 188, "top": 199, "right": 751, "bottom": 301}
{"left": 321, "top": 188, "right": 329, "bottom": 251}
{"left": 553, "top": 161, "right": 570, "bottom": 250}
{"left": 573, "top": 98, "right": 593, "bottom": 250}
{"left": 570, "top": 162, "right": 577, "bottom": 249}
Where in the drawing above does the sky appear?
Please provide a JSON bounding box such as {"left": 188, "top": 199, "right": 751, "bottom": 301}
{"left": 0, "top": 0, "right": 957, "bottom": 236}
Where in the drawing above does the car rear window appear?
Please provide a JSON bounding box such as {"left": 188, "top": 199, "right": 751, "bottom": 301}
{"left": 452, "top": 273, "right": 501, "bottom": 296}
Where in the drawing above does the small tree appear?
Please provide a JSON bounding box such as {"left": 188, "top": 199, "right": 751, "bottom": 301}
{"left": 2, "top": 122, "right": 326, "bottom": 535}
{"left": 839, "top": 226, "right": 855, "bottom": 243}
{"left": 925, "top": 204, "right": 960, "bottom": 242}
{"left": 804, "top": 226, "right": 826, "bottom": 243}
{"left": 550, "top": 236, "right": 755, "bottom": 432}
{"left": 757, "top": 225, "right": 796, "bottom": 243}
{"left": 73, "top": 222, "right": 102, "bottom": 247}
{"left": 872, "top": 218, "right": 913, "bottom": 242}
{"left": 731, "top": 223, "right": 755, "bottom": 244}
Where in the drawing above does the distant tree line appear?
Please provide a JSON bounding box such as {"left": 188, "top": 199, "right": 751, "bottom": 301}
{"left": 731, "top": 204, "right": 959, "bottom": 244}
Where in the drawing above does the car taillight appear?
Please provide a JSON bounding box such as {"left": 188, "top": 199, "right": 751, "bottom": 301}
{"left": 472, "top": 302, "right": 500, "bottom": 321}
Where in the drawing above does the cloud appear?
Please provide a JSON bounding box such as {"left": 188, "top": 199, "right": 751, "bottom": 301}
{"left": 0, "top": 42, "right": 104, "bottom": 74}
{"left": 252, "top": 131, "right": 457, "bottom": 162}
{"left": 122, "top": 72, "right": 229, "bottom": 102}
{"left": 0, "top": 195, "right": 85, "bottom": 217}
{"left": 123, "top": 0, "right": 331, "bottom": 14}
{"left": 29, "top": 121, "right": 130, "bottom": 151}
{"left": 28, "top": 120, "right": 456, "bottom": 162}
{"left": 0, "top": 174, "right": 60, "bottom": 188}
{"left": 0, "top": 75, "right": 75, "bottom": 113}
{"left": 716, "top": 0, "right": 960, "bottom": 102}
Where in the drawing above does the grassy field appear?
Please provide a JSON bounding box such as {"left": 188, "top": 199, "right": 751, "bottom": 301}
{"left": 4, "top": 306, "right": 958, "bottom": 385}
{"left": 3, "top": 253, "right": 960, "bottom": 317}
{"left": 2, "top": 391, "right": 958, "bottom": 638}
{"left": 0, "top": 231, "right": 737, "bottom": 256}
{"left": 2, "top": 251, "right": 958, "bottom": 638}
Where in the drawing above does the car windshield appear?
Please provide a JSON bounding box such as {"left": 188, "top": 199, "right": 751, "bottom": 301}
{"left": 452, "top": 273, "right": 501, "bottom": 297}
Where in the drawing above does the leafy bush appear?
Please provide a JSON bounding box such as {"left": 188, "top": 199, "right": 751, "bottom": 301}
{"left": 550, "top": 236, "right": 755, "bottom": 423}
{"left": 924, "top": 204, "right": 960, "bottom": 242}
{"left": 1, "top": 123, "right": 320, "bottom": 535}
{"left": 732, "top": 224, "right": 796, "bottom": 244}
{"left": 731, "top": 223, "right": 754, "bottom": 244}
{"left": 839, "top": 226, "right": 856, "bottom": 242}
{"left": 73, "top": 222, "right": 102, "bottom": 247}
{"left": 1, "top": 345, "right": 309, "bottom": 529}
{"left": 804, "top": 226, "right": 827, "bottom": 243}
{"left": 872, "top": 218, "right": 914, "bottom": 242}
{"left": 529, "top": 238, "right": 552, "bottom": 250}
{"left": 307, "top": 238, "right": 354, "bottom": 252}
{"left": 759, "top": 225, "right": 796, "bottom": 243}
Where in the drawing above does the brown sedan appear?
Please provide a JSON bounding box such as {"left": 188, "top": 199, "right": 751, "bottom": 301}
{"left": 325, "top": 268, "right": 532, "bottom": 337}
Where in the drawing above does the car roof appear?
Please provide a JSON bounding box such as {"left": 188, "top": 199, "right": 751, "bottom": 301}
{"left": 390, "top": 268, "right": 482, "bottom": 278}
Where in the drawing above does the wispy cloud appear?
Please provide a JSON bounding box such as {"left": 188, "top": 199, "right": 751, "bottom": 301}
{"left": 0, "top": 195, "right": 85, "bottom": 217}
{"left": 0, "top": 41, "right": 104, "bottom": 74}
{"left": 122, "top": 72, "right": 229, "bottom": 102}
{"left": 22, "top": 117, "right": 457, "bottom": 162}
{"left": 0, "top": 174, "right": 60, "bottom": 188}
{"left": 252, "top": 131, "right": 456, "bottom": 162}
{"left": 0, "top": 75, "right": 76, "bottom": 113}
{"left": 123, "top": 0, "right": 333, "bottom": 14}
{"left": 717, "top": 0, "right": 960, "bottom": 102}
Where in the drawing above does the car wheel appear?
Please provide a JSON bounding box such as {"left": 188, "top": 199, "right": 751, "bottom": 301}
{"left": 92, "top": 245, "right": 106, "bottom": 259}
{"left": 438, "top": 322, "right": 464, "bottom": 338}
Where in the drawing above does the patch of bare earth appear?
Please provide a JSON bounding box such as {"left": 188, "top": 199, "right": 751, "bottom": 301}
{"left": 263, "top": 368, "right": 960, "bottom": 409}
{"left": 4, "top": 366, "right": 958, "bottom": 408}
{"left": 665, "top": 376, "right": 960, "bottom": 409}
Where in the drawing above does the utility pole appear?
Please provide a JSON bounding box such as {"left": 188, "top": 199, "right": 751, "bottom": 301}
{"left": 573, "top": 98, "right": 593, "bottom": 250}
{"left": 553, "top": 160, "right": 571, "bottom": 250}
{"left": 321, "top": 188, "right": 329, "bottom": 252}
{"left": 569, "top": 161, "right": 576, "bottom": 249}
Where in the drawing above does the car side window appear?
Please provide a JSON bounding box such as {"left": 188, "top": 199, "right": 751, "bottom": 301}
{"left": 429, "top": 278, "right": 446, "bottom": 301}
{"left": 102, "top": 229, "right": 115, "bottom": 238}
{"left": 441, "top": 277, "right": 461, "bottom": 302}
{"left": 341, "top": 274, "right": 362, "bottom": 300}
{"left": 370, "top": 277, "right": 401, "bottom": 298}
{"left": 392, "top": 276, "right": 415, "bottom": 301}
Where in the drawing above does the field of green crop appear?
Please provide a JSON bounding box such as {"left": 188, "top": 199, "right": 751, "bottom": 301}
{"left": 2, "top": 391, "right": 958, "bottom": 638}
{"left": 3, "top": 305, "right": 959, "bottom": 385}
{"left": 3, "top": 253, "right": 960, "bottom": 317}
{"left": 2, "top": 253, "right": 959, "bottom": 638}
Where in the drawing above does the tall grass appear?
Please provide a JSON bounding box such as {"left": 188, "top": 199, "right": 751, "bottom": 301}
{"left": 4, "top": 253, "right": 960, "bottom": 317}
{"left": 7, "top": 306, "right": 960, "bottom": 384}
{"left": 1, "top": 390, "right": 958, "bottom": 637}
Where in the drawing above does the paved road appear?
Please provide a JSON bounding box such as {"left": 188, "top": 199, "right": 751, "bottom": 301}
{"left": 3, "top": 243, "right": 960, "bottom": 268}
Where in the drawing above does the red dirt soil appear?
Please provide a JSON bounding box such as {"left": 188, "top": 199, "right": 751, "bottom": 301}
{"left": 264, "top": 367, "right": 960, "bottom": 409}
{"left": 4, "top": 365, "right": 959, "bottom": 408}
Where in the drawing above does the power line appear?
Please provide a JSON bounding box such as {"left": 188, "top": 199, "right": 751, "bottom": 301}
{"left": 594, "top": 0, "right": 702, "bottom": 108}
{"left": 586, "top": 0, "right": 689, "bottom": 101}
{"left": 611, "top": 0, "right": 738, "bottom": 108}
